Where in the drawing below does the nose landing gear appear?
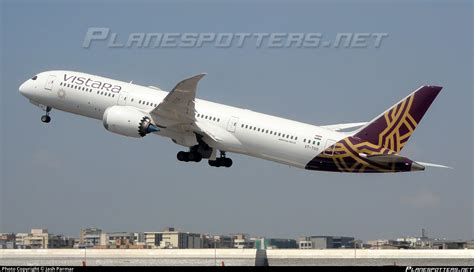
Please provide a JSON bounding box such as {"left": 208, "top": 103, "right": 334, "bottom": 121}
{"left": 41, "top": 106, "right": 52, "bottom": 123}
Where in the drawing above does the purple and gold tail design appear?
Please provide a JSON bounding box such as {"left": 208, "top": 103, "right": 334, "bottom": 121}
{"left": 306, "top": 86, "right": 442, "bottom": 173}
{"left": 353, "top": 85, "right": 442, "bottom": 153}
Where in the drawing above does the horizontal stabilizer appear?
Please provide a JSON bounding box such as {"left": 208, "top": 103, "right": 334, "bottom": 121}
{"left": 416, "top": 161, "right": 452, "bottom": 169}
{"left": 364, "top": 154, "right": 410, "bottom": 164}
{"left": 364, "top": 154, "right": 426, "bottom": 171}
{"left": 321, "top": 122, "right": 367, "bottom": 131}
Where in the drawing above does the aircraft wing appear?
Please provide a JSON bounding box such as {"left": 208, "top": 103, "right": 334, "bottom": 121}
{"left": 149, "top": 73, "right": 212, "bottom": 145}
{"left": 321, "top": 122, "right": 367, "bottom": 131}
{"left": 150, "top": 73, "right": 207, "bottom": 122}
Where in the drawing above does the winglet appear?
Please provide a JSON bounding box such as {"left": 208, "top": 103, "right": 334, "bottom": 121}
{"left": 170, "top": 73, "right": 207, "bottom": 95}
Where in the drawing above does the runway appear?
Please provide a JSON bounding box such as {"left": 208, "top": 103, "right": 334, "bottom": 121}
{"left": 1, "top": 249, "right": 473, "bottom": 266}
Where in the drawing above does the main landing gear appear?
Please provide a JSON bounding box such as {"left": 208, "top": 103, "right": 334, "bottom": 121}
{"left": 176, "top": 149, "right": 232, "bottom": 167}
{"left": 176, "top": 135, "right": 233, "bottom": 167}
{"left": 208, "top": 151, "right": 232, "bottom": 168}
{"left": 41, "top": 106, "right": 52, "bottom": 123}
{"left": 177, "top": 151, "right": 202, "bottom": 162}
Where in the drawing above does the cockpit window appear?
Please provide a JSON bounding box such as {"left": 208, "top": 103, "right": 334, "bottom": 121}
{"left": 32, "top": 75, "right": 38, "bottom": 80}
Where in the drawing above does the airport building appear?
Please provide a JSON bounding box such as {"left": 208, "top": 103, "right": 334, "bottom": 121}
{"left": 133, "top": 232, "right": 145, "bottom": 245}
{"left": 367, "top": 239, "right": 411, "bottom": 249}
{"left": 0, "top": 233, "right": 16, "bottom": 249}
{"left": 15, "top": 229, "right": 50, "bottom": 249}
{"left": 13, "top": 229, "right": 74, "bottom": 249}
{"left": 254, "top": 238, "right": 298, "bottom": 249}
{"left": 79, "top": 228, "right": 102, "bottom": 247}
{"left": 4, "top": 226, "right": 473, "bottom": 251}
{"left": 100, "top": 232, "right": 134, "bottom": 247}
{"left": 202, "top": 235, "right": 234, "bottom": 248}
{"left": 232, "top": 234, "right": 255, "bottom": 249}
{"left": 298, "top": 236, "right": 355, "bottom": 249}
{"left": 144, "top": 228, "right": 203, "bottom": 249}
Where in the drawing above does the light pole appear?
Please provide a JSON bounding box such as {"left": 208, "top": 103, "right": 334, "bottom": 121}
{"left": 214, "top": 237, "right": 217, "bottom": 267}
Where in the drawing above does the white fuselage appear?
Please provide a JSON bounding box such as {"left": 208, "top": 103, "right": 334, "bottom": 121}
{"left": 19, "top": 70, "right": 346, "bottom": 169}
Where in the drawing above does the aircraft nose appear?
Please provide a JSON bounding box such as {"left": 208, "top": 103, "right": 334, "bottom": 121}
{"left": 19, "top": 81, "right": 28, "bottom": 95}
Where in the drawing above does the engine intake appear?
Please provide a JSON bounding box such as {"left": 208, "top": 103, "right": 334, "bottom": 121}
{"left": 103, "top": 106, "right": 159, "bottom": 138}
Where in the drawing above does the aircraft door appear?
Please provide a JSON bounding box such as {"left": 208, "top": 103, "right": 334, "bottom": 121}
{"left": 226, "top": 116, "right": 239, "bottom": 132}
{"left": 118, "top": 92, "right": 128, "bottom": 106}
{"left": 324, "top": 139, "right": 337, "bottom": 155}
{"left": 44, "top": 75, "right": 56, "bottom": 91}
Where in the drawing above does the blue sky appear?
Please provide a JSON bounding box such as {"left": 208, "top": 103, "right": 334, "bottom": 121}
{"left": 1, "top": 0, "right": 472, "bottom": 241}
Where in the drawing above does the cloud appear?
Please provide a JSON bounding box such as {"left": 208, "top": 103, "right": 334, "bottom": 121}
{"left": 401, "top": 190, "right": 441, "bottom": 209}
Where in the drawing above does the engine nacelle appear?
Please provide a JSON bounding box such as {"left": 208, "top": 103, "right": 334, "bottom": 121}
{"left": 102, "top": 106, "right": 159, "bottom": 138}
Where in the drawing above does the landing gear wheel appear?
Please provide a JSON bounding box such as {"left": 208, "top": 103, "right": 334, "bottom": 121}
{"left": 193, "top": 153, "right": 202, "bottom": 162}
{"left": 209, "top": 156, "right": 233, "bottom": 168}
{"left": 177, "top": 151, "right": 187, "bottom": 161}
{"left": 41, "top": 115, "right": 51, "bottom": 123}
{"left": 188, "top": 152, "right": 202, "bottom": 162}
{"left": 177, "top": 151, "right": 202, "bottom": 162}
{"left": 208, "top": 160, "right": 219, "bottom": 167}
{"left": 223, "top": 158, "right": 232, "bottom": 168}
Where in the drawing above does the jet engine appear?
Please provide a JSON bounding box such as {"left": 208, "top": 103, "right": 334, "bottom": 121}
{"left": 102, "top": 106, "right": 159, "bottom": 138}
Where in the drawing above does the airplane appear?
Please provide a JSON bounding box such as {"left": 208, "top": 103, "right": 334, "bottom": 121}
{"left": 19, "top": 71, "right": 449, "bottom": 173}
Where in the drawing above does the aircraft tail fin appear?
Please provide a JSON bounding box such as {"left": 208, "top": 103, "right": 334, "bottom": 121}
{"left": 353, "top": 85, "right": 442, "bottom": 153}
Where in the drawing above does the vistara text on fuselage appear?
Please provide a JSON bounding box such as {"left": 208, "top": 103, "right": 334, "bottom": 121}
{"left": 19, "top": 70, "right": 448, "bottom": 173}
